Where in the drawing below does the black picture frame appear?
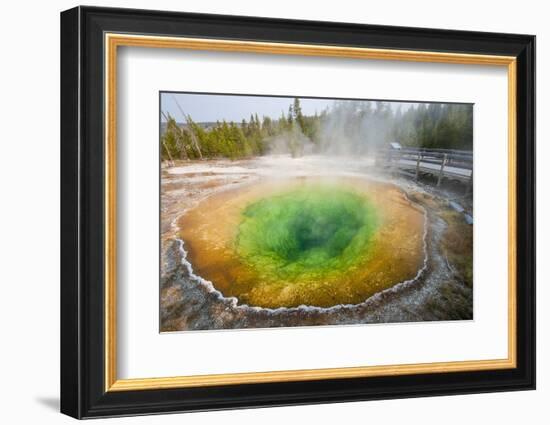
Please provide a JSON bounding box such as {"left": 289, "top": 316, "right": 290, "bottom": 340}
{"left": 61, "top": 5, "right": 535, "bottom": 419}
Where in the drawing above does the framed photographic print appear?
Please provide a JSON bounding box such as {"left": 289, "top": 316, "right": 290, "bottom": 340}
{"left": 60, "top": 6, "right": 535, "bottom": 419}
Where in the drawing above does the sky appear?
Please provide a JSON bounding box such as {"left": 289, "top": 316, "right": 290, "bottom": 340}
{"left": 160, "top": 92, "right": 419, "bottom": 123}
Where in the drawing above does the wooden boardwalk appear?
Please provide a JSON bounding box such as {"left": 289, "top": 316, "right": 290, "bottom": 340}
{"left": 377, "top": 147, "right": 473, "bottom": 187}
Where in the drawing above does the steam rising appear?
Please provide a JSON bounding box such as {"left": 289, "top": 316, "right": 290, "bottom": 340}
{"left": 161, "top": 95, "right": 472, "bottom": 163}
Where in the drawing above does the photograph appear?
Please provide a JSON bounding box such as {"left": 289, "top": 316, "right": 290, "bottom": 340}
{"left": 160, "top": 92, "right": 474, "bottom": 331}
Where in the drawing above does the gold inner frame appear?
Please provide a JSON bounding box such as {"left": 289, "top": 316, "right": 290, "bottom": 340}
{"left": 104, "top": 33, "right": 517, "bottom": 392}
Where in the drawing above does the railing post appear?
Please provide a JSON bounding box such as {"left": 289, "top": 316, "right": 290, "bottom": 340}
{"left": 415, "top": 152, "right": 421, "bottom": 181}
{"left": 465, "top": 168, "right": 473, "bottom": 195}
{"left": 437, "top": 154, "right": 447, "bottom": 187}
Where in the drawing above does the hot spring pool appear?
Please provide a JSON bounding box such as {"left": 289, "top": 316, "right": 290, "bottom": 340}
{"left": 178, "top": 177, "right": 426, "bottom": 308}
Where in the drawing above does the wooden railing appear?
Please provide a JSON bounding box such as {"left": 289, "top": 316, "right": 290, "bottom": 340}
{"left": 377, "top": 147, "right": 473, "bottom": 188}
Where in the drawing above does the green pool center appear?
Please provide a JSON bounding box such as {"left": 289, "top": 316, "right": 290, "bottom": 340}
{"left": 236, "top": 187, "right": 379, "bottom": 279}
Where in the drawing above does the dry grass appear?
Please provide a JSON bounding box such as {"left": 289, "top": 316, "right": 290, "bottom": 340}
{"left": 439, "top": 209, "right": 473, "bottom": 288}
